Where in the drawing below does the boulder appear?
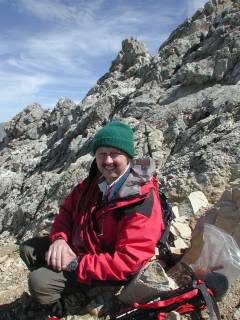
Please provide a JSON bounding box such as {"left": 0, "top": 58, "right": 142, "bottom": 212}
{"left": 188, "top": 191, "right": 209, "bottom": 214}
{"left": 4, "top": 103, "right": 48, "bottom": 140}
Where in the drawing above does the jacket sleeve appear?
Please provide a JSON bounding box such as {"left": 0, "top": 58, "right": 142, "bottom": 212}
{"left": 76, "top": 187, "right": 164, "bottom": 284}
{"left": 49, "top": 180, "right": 86, "bottom": 243}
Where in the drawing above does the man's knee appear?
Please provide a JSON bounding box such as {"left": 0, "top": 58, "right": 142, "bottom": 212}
{"left": 19, "top": 237, "right": 50, "bottom": 270}
{"left": 29, "top": 268, "right": 49, "bottom": 302}
{"left": 29, "top": 267, "right": 65, "bottom": 305}
{"left": 19, "top": 240, "right": 33, "bottom": 268}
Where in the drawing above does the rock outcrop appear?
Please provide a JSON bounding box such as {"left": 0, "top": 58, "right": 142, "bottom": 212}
{"left": 0, "top": 0, "right": 240, "bottom": 319}
{"left": 0, "top": 123, "right": 6, "bottom": 141}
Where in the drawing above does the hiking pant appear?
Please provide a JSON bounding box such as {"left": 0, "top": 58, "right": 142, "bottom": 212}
{"left": 19, "top": 237, "right": 120, "bottom": 305}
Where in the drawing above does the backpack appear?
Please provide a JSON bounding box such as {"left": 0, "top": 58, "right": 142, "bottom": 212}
{"left": 157, "top": 190, "right": 175, "bottom": 259}
{"left": 112, "top": 269, "right": 228, "bottom": 320}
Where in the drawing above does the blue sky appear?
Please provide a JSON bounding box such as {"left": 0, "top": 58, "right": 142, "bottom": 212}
{"left": 0, "top": 0, "right": 207, "bottom": 123}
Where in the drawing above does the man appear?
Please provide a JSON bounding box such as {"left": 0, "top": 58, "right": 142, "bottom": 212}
{"left": 20, "top": 121, "right": 164, "bottom": 317}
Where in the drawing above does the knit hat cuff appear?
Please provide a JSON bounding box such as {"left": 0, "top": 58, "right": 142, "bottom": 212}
{"left": 92, "top": 137, "right": 135, "bottom": 157}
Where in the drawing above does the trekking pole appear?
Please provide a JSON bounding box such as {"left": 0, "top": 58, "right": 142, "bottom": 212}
{"left": 113, "top": 307, "right": 159, "bottom": 320}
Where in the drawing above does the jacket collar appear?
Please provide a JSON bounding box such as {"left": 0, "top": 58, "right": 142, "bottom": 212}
{"left": 117, "top": 158, "right": 156, "bottom": 199}
{"left": 98, "top": 163, "right": 131, "bottom": 201}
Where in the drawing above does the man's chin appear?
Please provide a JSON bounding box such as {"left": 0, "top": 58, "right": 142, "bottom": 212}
{"left": 104, "top": 173, "right": 118, "bottom": 183}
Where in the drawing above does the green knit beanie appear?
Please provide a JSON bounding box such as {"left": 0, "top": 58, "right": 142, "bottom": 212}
{"left": 91, "top": 121, "right": 135, "bottom": 157}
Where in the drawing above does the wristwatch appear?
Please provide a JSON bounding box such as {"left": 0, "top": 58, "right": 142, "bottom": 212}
{"left": 67, "top": 257, "right": 79, "bottom": 272}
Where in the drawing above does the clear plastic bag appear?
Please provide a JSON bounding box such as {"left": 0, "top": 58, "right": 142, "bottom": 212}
{"left": 190, "top": 223, "right": 240, "bottom": 285}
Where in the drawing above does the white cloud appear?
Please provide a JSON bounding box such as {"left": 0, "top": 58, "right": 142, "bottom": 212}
{"left": 19, "top": 0, "right": 80, "bottom": 20}
{"left": 0, "top": 71, "right": 51, "bottom": 122}
{"left": 0, "top": 72, "right": 51, "bottom": 98}
{"left": 16, "top": 0, "right": 185, "bottom": 54}
{"left": 18, "top": 0, "right": 104, "bottom": 22}
{"left": 0, "top": 0, "right": 208, "bottom": 122}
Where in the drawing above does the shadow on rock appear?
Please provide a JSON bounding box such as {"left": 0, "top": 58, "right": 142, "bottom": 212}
{"left": 0, "top": 293, "right": 50, "bottom": 320}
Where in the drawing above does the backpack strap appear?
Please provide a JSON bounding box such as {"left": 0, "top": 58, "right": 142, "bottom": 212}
{"left": 193, "top": 281, "right": 221, "bottom": 320}
{"left": 158, "top": 191, "right": 175, "bottom": 257}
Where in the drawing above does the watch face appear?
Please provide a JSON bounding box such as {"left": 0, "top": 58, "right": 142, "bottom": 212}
{"left": 69, "top": 258, "right": 78, "bottom": 271}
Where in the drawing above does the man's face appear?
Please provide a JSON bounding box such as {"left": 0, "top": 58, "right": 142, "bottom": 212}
{"left": 95, "top": 147, "right": 130, "bottom": 184}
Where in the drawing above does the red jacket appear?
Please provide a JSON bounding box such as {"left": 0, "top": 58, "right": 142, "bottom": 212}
{"left": 50, "top": 158, "right": 164, "bottom": 285}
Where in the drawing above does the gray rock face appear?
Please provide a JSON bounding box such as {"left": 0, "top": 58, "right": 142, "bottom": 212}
{"left": 0, "top": 0, "right": 240, "bottom": 243}
{"left": 4, "top": 103, "right": 48, "bottom": 141}
{"left": 0, "top": 123, "right": 6, "bottom": 140}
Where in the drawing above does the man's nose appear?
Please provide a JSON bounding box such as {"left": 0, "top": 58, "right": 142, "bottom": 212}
{"left": 104, "top": 155, "right": 114, "bottom": 163}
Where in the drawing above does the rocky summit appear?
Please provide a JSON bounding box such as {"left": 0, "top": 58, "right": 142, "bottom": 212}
{"left": 0, "top": 0, "right": 240, "bottom": 319}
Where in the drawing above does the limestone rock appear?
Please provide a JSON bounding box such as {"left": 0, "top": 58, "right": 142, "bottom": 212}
{"left": 110, "top": 37, "right": 151, "bottom": 74}
{"left": 234, "top": 307, "right": 240, "bottom": 320}
{"left": 171, "top": 221, "right": 192, "bottom": 240}
{"left": 4, "top": 103, "right": 49, "bottom": 141}
{"left": 176, "top": 60, "right": 214, "bottom": 86}
{"left": 169, "top": 205, "right": 192, "bottom": 253}
{"left": 188, "top": 191, "right": 209, "bottom": 214}
{"left": 0, "top": 169, "right": 23, "bottom": 198}
{"left": 171, "top": 206, "right": 179, "bottom": 218}
{"left": 173, "top": 238, "right": 189, "bottom": 250}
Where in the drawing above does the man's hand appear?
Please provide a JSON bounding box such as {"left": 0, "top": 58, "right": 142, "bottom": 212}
{"left": 45, "top": 239, "right": 77, "bottom": 271}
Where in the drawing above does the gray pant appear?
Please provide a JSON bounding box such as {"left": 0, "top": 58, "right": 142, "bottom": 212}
{"left": 20, "top": 237, "right": 120, "bottom": 306}
{"left": 20, "top": 236, "right": 88, "bottom": 305}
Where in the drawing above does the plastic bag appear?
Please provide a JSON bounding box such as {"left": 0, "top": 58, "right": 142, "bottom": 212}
{"left": 190, "top": 223, "right": 240, "bottom": 285}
